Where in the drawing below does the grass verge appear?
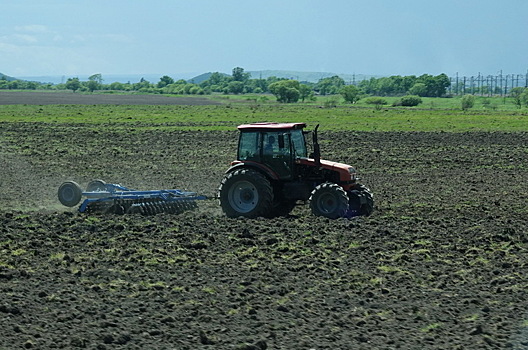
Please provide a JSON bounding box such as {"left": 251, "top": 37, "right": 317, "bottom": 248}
{"left": 1, "top": 104, "right": 527, "bottom": 132}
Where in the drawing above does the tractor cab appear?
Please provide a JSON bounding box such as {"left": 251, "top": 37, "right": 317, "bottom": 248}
{"left": 235, "top": 122, "right": 308, "bottom": 179}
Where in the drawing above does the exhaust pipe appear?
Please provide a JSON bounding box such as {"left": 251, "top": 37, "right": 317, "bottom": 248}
{"left": 312, "top": 124, "right": 321, "bottom": 167}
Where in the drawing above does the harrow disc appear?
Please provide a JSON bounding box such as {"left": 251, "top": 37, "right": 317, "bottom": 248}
{"left": 85, "top": 198, "right": 199, "bottom": 215}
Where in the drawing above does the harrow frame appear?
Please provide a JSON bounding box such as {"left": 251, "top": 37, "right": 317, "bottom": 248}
{"left": 58, "top": 180, "right": 207, "bottom": 214}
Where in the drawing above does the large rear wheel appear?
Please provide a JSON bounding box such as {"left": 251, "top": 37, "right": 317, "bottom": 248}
{"left": 218, "top": 169, "right": 274, "bottom": 218}
{"left": 309, "top": 183, "right": 349, "bottom": 219}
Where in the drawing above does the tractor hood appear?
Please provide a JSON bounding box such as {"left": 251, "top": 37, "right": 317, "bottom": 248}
{"left": 297, "top": 158, "right": 357, "bottom": 182}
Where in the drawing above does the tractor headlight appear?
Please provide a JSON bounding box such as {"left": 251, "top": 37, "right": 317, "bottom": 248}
{"left": 348, "top": 167, "right": 357, "bottom": 180}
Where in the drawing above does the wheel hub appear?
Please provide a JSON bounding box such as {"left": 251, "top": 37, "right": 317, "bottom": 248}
{"left": 62, "top": 188, "right": 75, "bottom": 202}
{"left": 317, "top": 193, "right": 337, "bottom": 213}
{"left": 228, "top": 180, "right": 259, "bottom": 213}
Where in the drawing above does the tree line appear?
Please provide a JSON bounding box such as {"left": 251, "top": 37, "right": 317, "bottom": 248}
{"left": 0, "top": 68, "right": 450, "bottom": 98}
{"left": 3, "top": 68, "right": 528, "bottom": 107}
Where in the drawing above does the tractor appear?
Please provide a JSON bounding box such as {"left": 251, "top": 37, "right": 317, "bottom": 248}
{"left": 218, "top": 122, "right": 373, "bottom": 219}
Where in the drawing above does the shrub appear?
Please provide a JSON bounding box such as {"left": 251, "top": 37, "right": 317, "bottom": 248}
{"left": 269, "top": 80, "right": 301, "bottom": 103}
{"left": 510, "top": 87, "right": 525, "bottom": 108}
{"left": 520, "top": 88, "right": 528, "bottom": 108}
{"left": 189, "top": 86, "right": 204, "bottom": 95}
{"left": 461, "top": 94, "right": 476, "bottom": 110}
{"left": 364, "top": 97, "right": 388, "bottom": 105}
{"left": 341, "top": 85, "right": 361, "bottom": 103}
{"left": 362, "top": 97, "right": 387, "bottom": 110}
{"left": 394, "top": 95, "right": 423, "bottom": 107}
{"left": 408, "top": 83, "right": 427, "bottom": 97}
{"left": 322, "top": 96, "right": 339, "bottom": 108}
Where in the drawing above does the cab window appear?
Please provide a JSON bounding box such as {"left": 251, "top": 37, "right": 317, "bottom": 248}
{"left": 238, "top": 131, "right": 261, "bottom": 160}
{"left": 290, "top": 129, "right": 307, "bottom": 158}
{"left": 262, "top": 132, "right": 291, "bottom": 157}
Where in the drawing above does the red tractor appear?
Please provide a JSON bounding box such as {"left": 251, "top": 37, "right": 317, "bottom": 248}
{"left": 218, "top": 122, "right": 373, "bottom": 219}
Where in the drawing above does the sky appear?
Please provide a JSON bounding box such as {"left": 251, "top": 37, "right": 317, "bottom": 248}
{"left": 1, "top": 0, "right": 527, "bottom": 80}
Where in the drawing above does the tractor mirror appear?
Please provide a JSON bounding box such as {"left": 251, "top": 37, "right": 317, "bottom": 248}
{"left": 278, "top": 134, "right": 285, "bottom": 149}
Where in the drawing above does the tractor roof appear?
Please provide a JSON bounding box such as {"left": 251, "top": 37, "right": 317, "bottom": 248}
{"left": 237, "top": 122, "right": 307, "bottom": 130}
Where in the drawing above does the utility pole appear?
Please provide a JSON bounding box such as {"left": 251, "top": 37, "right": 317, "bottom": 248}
{"left": 498, "top": 70, "right": 503, "bottom": 96}
{"left": 455, "top": 72, "right": 459, "bottom": 95}
{"left": 477, "top": 72, "right": 481, "bottom": 95}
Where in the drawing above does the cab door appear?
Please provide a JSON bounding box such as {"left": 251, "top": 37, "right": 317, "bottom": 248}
{"left": 261, "top": 131, "right": 293, "bottom": 179}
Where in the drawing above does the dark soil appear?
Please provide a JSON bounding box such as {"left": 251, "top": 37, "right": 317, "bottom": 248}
{"left": 0, "top": 91, "right": 221, "bottom": 105}
{"left": 1, "top": 117, "right": 528, "bottom": 349}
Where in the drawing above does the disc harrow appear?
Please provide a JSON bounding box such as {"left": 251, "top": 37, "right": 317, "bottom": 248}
{"left": 58, "top": 180, "right": 206, "bottom": 215}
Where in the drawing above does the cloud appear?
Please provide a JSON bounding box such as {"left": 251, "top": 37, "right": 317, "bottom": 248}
{"left": 15, "top": 25, "right": 49, "bottom": 33}
{"left": 12, "top": 34, "right": 38, "bottom": 44}
{"left": 1, "top": 19, "right": 139, "bottom": 75}
{"left": 1, "top": 25, "right": 55, "bottom": 46}
{"left": 0, "top": 42, "right": 21, "bottom": 54}
{"left": 0, "top": 26, "right": 136, "bottom": 76}
{"left": 2, "top": 24, "right": 134, "bottom": 49}
{"left": 103, "top": 34, "right": 134, "bottom": 44}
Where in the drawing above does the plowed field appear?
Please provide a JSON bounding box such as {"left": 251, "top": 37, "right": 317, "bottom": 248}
{"left": 1, "top": 116, "right": 528, "bottom": 349}
{"left": 0, "top": 91, "right": 221, "bottom": 106}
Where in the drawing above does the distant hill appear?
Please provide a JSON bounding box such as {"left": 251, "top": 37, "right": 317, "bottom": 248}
{"left": 187, "top": 72, "right": 230, "bottom": 84}
{"left": 188, "top": 70, "right": 380, "bottom": 84}
{"left": 10, "top": 70, "right": 380, "bottom": 85}
{"left": 14, "top": 73, "right": 201, "bottom": 85}
{"left": 0, "top": 73, "right": 17, "bottom": 81}
{"left": 247, "top": 70, "right": 378, "bottom": 83}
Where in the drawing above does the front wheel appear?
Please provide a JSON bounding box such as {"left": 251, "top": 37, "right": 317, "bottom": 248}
{"left": 309, "top": 183, "right": 349, "bottom": 219}
{"left": 348, "top": 184, "right": 374, "bottom": 217}
{"left": 218, "top": 169, "right": 274, "bottom": 218}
